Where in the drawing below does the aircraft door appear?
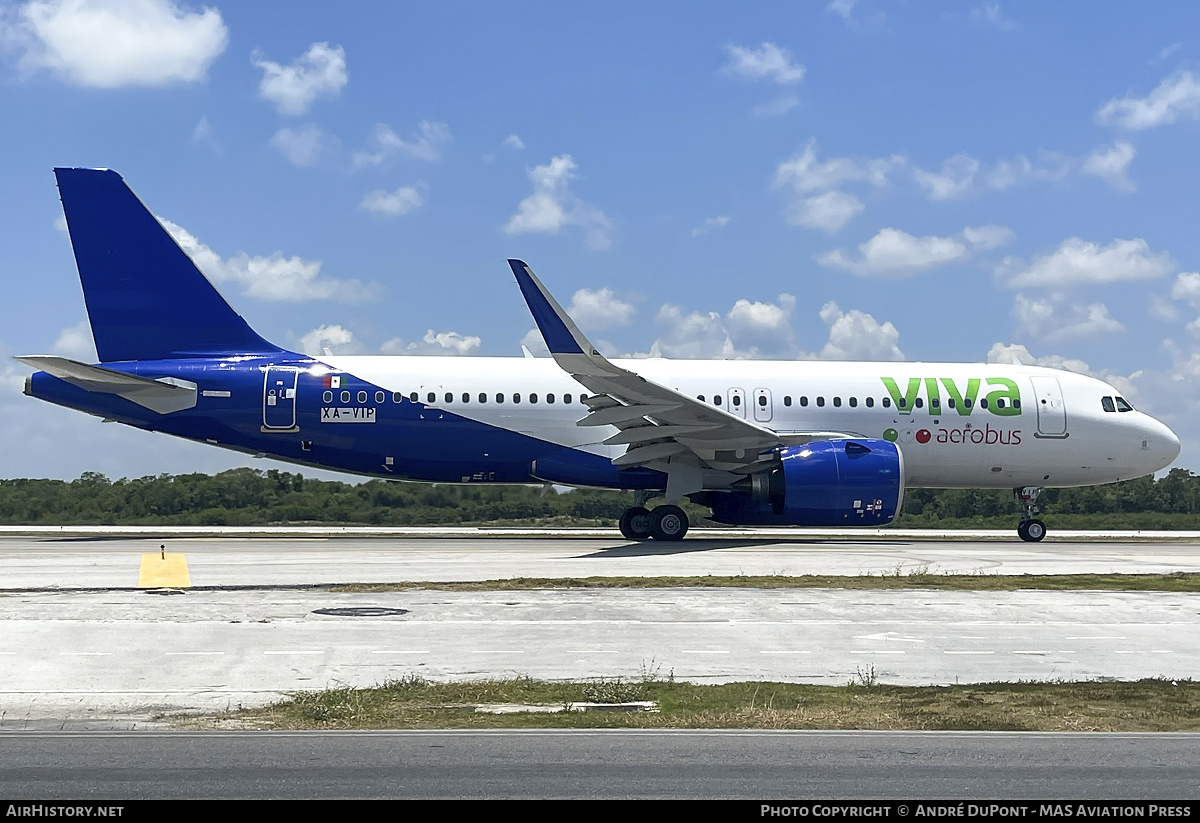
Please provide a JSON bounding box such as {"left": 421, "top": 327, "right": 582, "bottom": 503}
{"left": 263, "top": 366, "right": 298, "bottom": 430}
{"left": 727, "top": 388, "right": 746, "bottom": 418}
{"left": 1028, "top": 375, "right": 1067, "bottom": 437}
{"left": 753, "top": 388, "right": 773, "bottom": 422}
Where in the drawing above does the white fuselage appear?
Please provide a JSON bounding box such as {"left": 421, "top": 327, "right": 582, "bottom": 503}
{"left": 322, "top": 356, "right": 1180, "bottom": 489}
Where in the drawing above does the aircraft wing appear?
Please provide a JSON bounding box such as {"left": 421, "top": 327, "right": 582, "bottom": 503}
{"left": 509, "top": 259, "right": 857, "bottom": 474}
{"left": 17, "top": 355, "right": 197, "bottom": 414}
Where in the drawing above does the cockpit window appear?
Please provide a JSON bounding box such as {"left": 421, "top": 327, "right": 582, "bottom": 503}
{"left": 1101, "top": 396, "right": 1116, "bottom": 413}
{"left": 1115, "top": 396, "right": 1134, "bottom": 412}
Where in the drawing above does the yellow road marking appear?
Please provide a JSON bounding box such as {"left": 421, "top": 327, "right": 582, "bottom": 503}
{"left": 138, "top": 553, "right": 190, "bottom": 588}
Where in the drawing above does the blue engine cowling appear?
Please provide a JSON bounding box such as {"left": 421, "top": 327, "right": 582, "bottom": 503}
{"left": 707, "top": 438, "right": 904, "bottom": 526}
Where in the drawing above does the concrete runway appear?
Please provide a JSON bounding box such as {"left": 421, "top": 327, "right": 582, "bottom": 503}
{"left": 1, "top": 531, "right": 1199, "bottom": 723}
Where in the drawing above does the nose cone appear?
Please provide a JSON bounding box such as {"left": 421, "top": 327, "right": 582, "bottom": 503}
{"left": 1141, "top": 415, "right": 1181, "bottom": 472}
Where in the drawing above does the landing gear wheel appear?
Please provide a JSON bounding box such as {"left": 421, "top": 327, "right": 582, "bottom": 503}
{"left": 619, "top": 506, "right": 653, "bottom": 540}
{"left": 650, "top": 505, "right": 689, "bottom": 541}
{"left": 1019, "top": 519, "right": 1047, "bottom": 542}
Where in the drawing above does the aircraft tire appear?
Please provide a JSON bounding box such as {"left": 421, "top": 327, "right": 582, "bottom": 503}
{"left": 1022, "top": 519, "right": 1047, "bottom": 542}
{"left": 650, "top": 505, "right": 689, "bottom": 541}
{"left": 619, "top": 506, "right": 653, "bottom": 540}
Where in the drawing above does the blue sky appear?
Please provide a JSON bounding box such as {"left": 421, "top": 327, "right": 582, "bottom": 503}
{"left": 2, "top": 0, "right": 1200, "bottom": 479}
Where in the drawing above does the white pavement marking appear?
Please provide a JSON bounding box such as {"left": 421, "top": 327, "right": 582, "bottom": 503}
{"left": 264, "top": 651, "right": 325, "bottom": 655}
{"left": 166, "top": 652, "right": 225, "bottom": 656}
{"left": 370, "top": 650, "right": 429, "bottom": 655}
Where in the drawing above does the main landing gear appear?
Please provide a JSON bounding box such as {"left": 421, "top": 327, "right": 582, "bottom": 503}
{"left": 619, "top": 492, "right": 689, "bottom": 541}
{"left": 1014, "top": 486, "right": 1047, "bottom": 542}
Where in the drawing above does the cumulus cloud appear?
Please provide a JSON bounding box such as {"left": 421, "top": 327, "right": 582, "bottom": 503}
{"left": 567, "top": 288, "right": 634, "bottom": 330}
{"left": 691, "top": 215, "right": 731, "bottom": 237}
{"left": 353, "top": 121, "right": 451, "bottom": 166}
{"left": 381, "top": 330, "right": 481, "bottom": 356}
{"left": 774, "top": 139, "right": 900, "bottom": 232}
{"left": 3, "top": 0, "right": 227, "bottom": 87}
{"left": 818, "top": 225, "right": 1013, "bottom": 277}
{"left": 504, "top": 155, "right": 613, "bottom": 250}
{"left": 360, "top": 185, "right": 424, "bottom": 217}
{"left": 269, "top": 124, "right": 335, "bottom": 167}
{"left": 784, "top": 190, "right": 864, "bottom": 234}
{"left": 912, "top": 154, "right": 979, "bottom": 201}
{"left": 299, "top": 324, "right": 359, "bottom": 356}
{"left": 1081, "top": 141, "right": 1136, "bottom": 191}
{"left": 640, "top": 293, "right": 904, "bottom": 362}
{"left": 50, "top": 319, "right": 96, "bottom": 361}
{"left": 502, "top": 134, "right": 524, "bottom": 150}
{"left": 817, "top": 302, "right": 904, "bottom": 361}
{"left": 996, "top": 238, "right": 1174, "bottom": 289}
{"left": 775, "top": 139, "right": 898, "bottom": 193}
{"left": 159, "top": 217, "right": 382, "bottom": 303}
{"left": 912, "top": 150, "right": 1072, "bottom": 200}
{"left": 1013, "top": 294, "right": 1124, "bottom": 342}
{"left": 648, "top": 294, "right": 797, "bottom": 360}
{"left": 1096, "top": 70, "right": 1200, "bottom": 130}
{"left": 722, "top": 41, "right": 805, "bottom": 85}
{"left": 253, "top": 41, "right": 346, "bottom": 116}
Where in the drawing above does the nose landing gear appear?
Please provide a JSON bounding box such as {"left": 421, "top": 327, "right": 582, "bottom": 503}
{"left": 1014, "top": 486, "right": 1047, "bottom": 542}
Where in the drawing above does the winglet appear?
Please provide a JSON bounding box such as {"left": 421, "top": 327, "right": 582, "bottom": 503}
{"left": 507, "top": 259, "right": 590, "bottom": 356}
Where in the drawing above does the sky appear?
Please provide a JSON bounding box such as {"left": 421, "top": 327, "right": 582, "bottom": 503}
{"left": 2, "top": 0, "right": 1200, "bottom": 480}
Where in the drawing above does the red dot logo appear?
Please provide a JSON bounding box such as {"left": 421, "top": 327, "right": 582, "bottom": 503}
{"left": 916, "top": 429, "right": 931, "bottom": 444}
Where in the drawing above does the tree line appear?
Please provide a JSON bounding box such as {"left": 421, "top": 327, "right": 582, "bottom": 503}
{"left": 0, "top": 468, "right": 1198, "bottom": 528}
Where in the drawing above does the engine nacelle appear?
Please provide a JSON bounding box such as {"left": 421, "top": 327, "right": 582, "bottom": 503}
{"left": 707, "top": 438, "right": 904, "bottom": 526}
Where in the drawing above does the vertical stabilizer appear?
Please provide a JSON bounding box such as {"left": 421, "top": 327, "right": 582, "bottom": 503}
{"left": 54, "top": 168, "right": 282, "bottom": 362}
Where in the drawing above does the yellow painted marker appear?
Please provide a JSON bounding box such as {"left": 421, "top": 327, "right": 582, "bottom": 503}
{"left": 138, "top": 551, "right": 190, "bottom": 588}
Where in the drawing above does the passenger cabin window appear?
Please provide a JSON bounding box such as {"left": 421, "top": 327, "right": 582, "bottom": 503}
{"left": 358, "top": 391, "right": 368, "bottom": 403}
{"left": 564, "top": 393, "right": 572, "bottom": 404}
{"left": 914, "top": 398, "right": 923, "bottom": 409}
{"left": 882, "top": 397, "right": 891, "bottom": 408}
{"left": 547, "top": 393, "right": 556, "bottom": 404}
{"left": 800, "top": 396, "right": 808, "bottom": 407}
{"left": 341, "top": 391, "right": 351, "bottom": 403}
{"left": 714, "top": 396, "right": 722, "bottom": 405}
{"left": 445, "top": 392, "right": 453, "bottom": 403}
{"left": 322, "top": 391, "right": 332, "bottom": 403}
{"left": 732, "top": 395, "right": 741, "bottom": 407}
{"left": 698, "top": 395, "right": 705, "bottom": 402}
{"left": 783, "top": 396, "right": 792, "bottom": 406}
{"left": 409, "top": 391, "right": 418, "bottom": 402}
{"left": 849, "top": 397, "right": 858, "bottom": 408}
{"left": 817, "top": 397, "right": 825, "bottom": 407}
{"left": 479, "top": 392, "right": 487, "bottom": 403}
{"left": 426, "top": 392, "right": 435, "bottom": 403}
{"left": 376, "top": 391, "right": 385, "bottom": 403}
{"left": 1013, "top": 399, "right": 1022, "bottom": 409}
{"left": 462, "top": 392, "right": 470, "bottom": 403}
{"left": 1102, "top": 396, "right": 1116, "bottom": 413}
{"left": 393, "top": 392, "right": 402, "bottom": 403}
{"left": 530, "top": 393, "right": 538, "bottom": 404}
{"left": 979, "top": 398, "right": 989, "bottom": 409}
{"left": 1115, "top": 396, "right": 1134, "bottom": 412}
{"left": 513, "top": 393, "right": 520, "bottom": 403}
{"left": 833, "top": 397, "right": 841, "bottom": 407}
{"left": 865, "top": 397, "right": 874, "bottom": 408}
{"left": 947, "top": 398, "right": 956, "bottom": 409}
{"left": 996, "top": 399, "right": 1005, "bottom": 409}
{"left": 930, "top": 398, "right": 939, "bottom": 409}
{"left": 758, "top": 395, "right": 767, "bottom": 407}
{"left": 496, "top": 393, "right": 504, "bottom": 403}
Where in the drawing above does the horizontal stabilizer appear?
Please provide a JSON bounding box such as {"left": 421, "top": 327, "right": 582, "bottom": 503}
{"left": 17, "top": 355, "right": 197, "bottom": 414}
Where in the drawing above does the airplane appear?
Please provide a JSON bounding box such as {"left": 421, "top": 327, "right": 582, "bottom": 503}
{"left": 18, "top": 168, "right": 1182, "bottom": 542}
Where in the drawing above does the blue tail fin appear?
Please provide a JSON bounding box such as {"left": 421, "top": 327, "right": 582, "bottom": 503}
{"left": 54, "top": 168, "right": 282, "bottom": 362}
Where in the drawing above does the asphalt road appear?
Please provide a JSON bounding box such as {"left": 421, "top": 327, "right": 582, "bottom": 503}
{"left": 2, "top": 730, "right": 1198, "bottom": 799}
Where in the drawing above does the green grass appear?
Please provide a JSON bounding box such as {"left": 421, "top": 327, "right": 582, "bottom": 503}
{"left": 188, "top": 676, "right": 1200, "bottom": 732}
{"left": 332, "top": 572, "right": 1200, "bottom": 593}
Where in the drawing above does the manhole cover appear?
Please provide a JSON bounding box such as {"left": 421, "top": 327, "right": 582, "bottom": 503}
{"left": 311, "top": 607, "right": 409, "bottom": 617}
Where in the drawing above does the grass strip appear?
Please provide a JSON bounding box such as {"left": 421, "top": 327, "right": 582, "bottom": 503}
{"left": 332, "top": 572, "right": 1200, "bottom": 593}
{"left": 190, "top": 676, "right": 1200, "bottom": 732}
